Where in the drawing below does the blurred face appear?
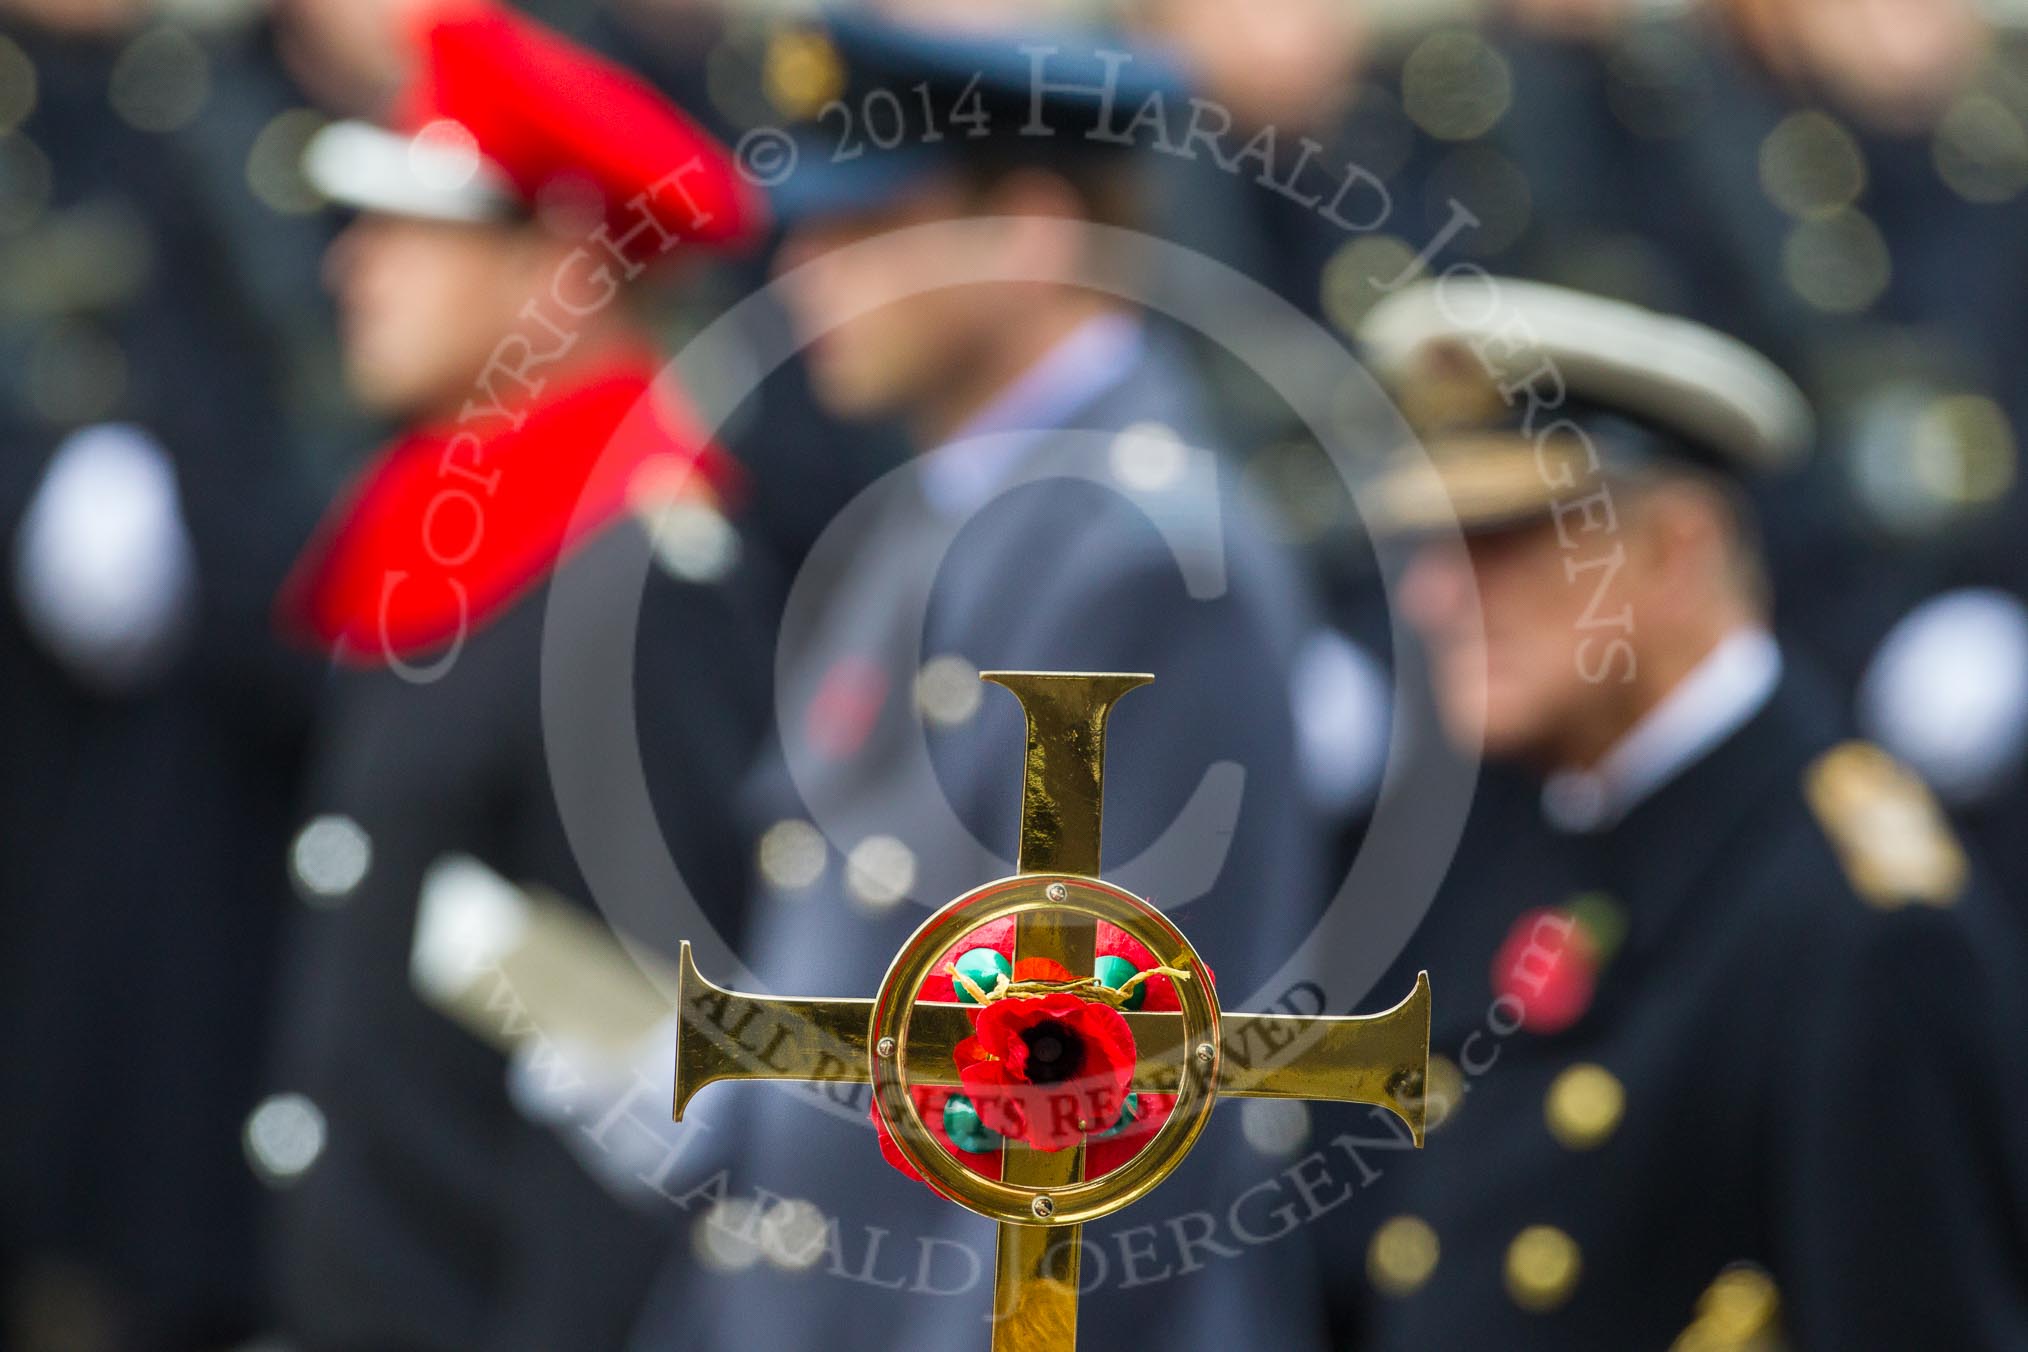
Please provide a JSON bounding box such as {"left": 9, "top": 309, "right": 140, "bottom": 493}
{"left": 274, "top": 0, "right": 432, "bottom": 116}
{"left": 324, "top": 214, "right": 550, "bottom": 420}
{"left": 1402, "top": 519, "right": 1619, "bottom": 761}
{"left": 776, "top": 188, "right": 975, "bottom": 421}
{"left": 1742, "top": 0, "right": 1986, "bottom": 131}
{"left": 774, "top": 175, "right": 1083, "bottom": 427}
{"left": 1401, "top": 483, "right": 1754, "bottom": 764}
{"left": 1143, "top": 0, "right": 1365, "bottom": 133}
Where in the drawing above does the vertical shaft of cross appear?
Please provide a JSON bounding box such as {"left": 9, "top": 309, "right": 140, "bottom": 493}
{"left": 979, "top": 673, "right": 1151, "bottom": 1352}
{"left": 983, "top": 672, "right": 1152, "bottom": 877}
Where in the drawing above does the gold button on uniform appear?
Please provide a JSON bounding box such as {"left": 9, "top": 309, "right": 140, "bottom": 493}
{"left": 1505, "top": 1225, "right": 1581, "bottom": 1312}
{"left": 1367, "top": 1215, "right": 1440, "bottom": 1297}
{"left": 844, "top": 834, "right": 915, "bottom": 909}
{"left": 757, "top": 818, "right": 826, "bottom": 891}
{"left": 242, "top": 1092, "right": 327, "bottom": 1185}
{"left": 289, "top": 814, "right": 372, "bottom": 905}
{"left": 641, "top": 494, "right": 740, "bottom": 584}
{"left": 1418, "top": 1054, "right": 1465, "bottom": 1134}
{"left": 1671, "top": 1264, "right": 1783, "bottom": 1351}
{"left": 693, "top": 1198, "right": 765, "bottom": 1273}
{"left": 759, "top": 1197, "right": 829, "bottom": 1272}
{"left": 915, "top": 654, "right": 983, "bottom": 726}
{"left": 1545, "top": 1062, "right": 1624, "bottom": 1150}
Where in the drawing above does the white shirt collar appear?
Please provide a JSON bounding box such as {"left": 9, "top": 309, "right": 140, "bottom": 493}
{"left": 1542, "top": 628, "right": 1784, "bottom": 834}
{"left": 917, "top": 313, "right": 1145, "bottom": 518}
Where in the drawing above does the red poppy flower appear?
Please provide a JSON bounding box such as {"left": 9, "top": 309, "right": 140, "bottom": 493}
{"left": 872, "top": 920, "right": 1197, "bottom": 1186}
{"left": 1491, "top": 905, "right": 1601, "bottom": 1034}
{"left": 953, "top": 993, "right": 1137, "bottom": 1152}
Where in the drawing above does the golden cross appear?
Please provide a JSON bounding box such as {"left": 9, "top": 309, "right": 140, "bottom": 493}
{"left": 673, "top": 672, "right": 1431, "bottom": 1351}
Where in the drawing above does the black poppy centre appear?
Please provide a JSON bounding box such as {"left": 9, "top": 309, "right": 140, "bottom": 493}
{"left": 1019, "top": 1019, "right": 1087, "bottom": 1084}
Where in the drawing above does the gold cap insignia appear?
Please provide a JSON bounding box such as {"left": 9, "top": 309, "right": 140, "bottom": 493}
{"left": 1363, "top": 428, "right": 1601, "bottom": 536}
{"left": 1392, "top": 337, "right": 1513, "bottom": 437}
{"left": 764, "top": 27, "right": 846, "bottom": 122}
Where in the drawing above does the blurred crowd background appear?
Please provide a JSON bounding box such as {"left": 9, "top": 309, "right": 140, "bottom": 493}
{"left": 5, "top": 0, "right": 2028, "bottom": 1347}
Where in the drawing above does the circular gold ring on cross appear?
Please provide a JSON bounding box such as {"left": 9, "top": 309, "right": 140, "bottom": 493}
{"left": 867, "top": 873, "right": 1222, "bottom": 1226}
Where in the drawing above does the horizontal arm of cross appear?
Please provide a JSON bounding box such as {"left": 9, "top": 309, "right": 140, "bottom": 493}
{"left": 1212, "top": 971, "right": 1431, "bottom": 1143}
{"left": 673, "top": 945, "right": 1429, "bottom": 1144}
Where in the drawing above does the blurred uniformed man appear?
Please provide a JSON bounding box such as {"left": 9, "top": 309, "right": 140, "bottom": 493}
{"left": 623, "top": 12, "right": 1337, "bottom": 1350}
{"left": 1324, "top": 276, "right": 2028, "bottom": 1348}
{"left": 254, "top": 6, "right": 775, "bottom": 1348}
{"left": 0, "top": 4, "right": 327, "bottom": 1345}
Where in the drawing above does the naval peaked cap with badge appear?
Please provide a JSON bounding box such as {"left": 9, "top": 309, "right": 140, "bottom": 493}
{"left": 1356, "top": 275, "right": 1815, "bottom": 536}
